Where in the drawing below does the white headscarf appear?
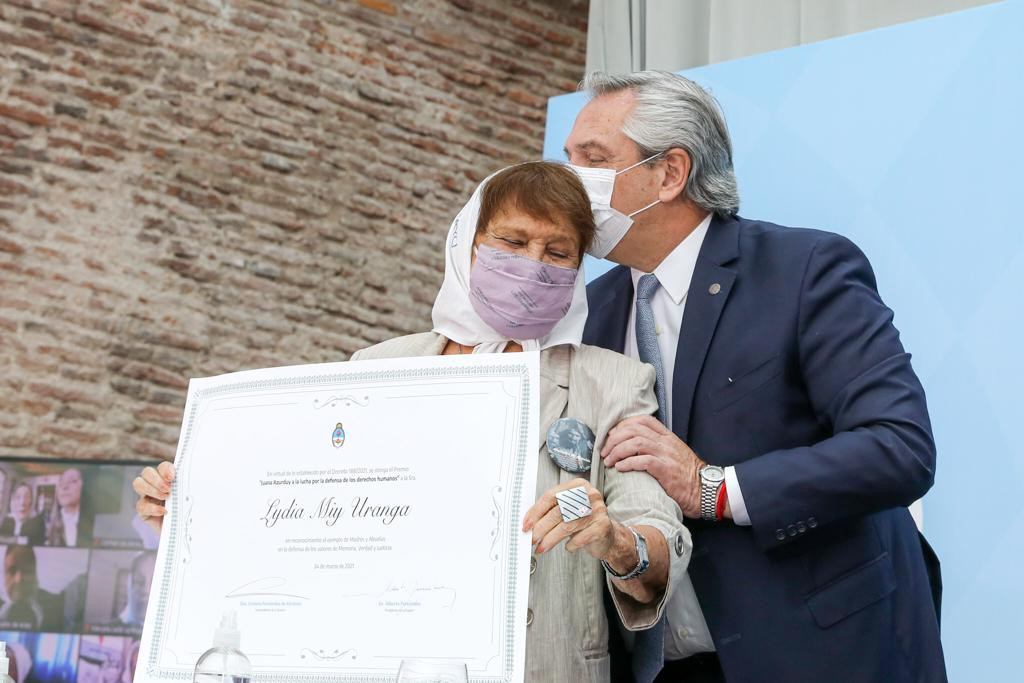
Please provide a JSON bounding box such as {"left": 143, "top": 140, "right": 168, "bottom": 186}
{"left": 430, "top": 166, "right": 589, "bottom": 353}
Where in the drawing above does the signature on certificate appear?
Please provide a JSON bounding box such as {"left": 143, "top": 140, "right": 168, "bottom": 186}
{"left": 225, "top": 576, "right": 310, "bottom": 601}
{"left": 341, "top": 580, "right": 457, "bottom": 610}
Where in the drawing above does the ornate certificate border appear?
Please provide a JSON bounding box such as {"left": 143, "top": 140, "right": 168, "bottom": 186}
{"left": 143, "top": 359, "right": 534, "bottom": 683}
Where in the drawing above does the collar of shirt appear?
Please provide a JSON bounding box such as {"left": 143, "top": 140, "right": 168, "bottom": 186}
{"left": 629, "top": 212, "right": 713, "bottom": 303}
{"left": 61, "top": 507, "right": 79, "bottom": 528}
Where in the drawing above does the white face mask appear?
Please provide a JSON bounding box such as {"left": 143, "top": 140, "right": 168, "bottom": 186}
{"left": 569, "top": 152, "right": 663, "bottom": 259}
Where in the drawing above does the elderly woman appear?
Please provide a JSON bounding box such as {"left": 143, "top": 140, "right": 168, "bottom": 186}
{"left": 133, "top": 162, "right": 687, "bottom": 682}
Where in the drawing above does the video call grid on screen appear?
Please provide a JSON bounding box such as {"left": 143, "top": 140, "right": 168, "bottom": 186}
{"left": 0, "top": 456, "right": 159, "bottom": 683}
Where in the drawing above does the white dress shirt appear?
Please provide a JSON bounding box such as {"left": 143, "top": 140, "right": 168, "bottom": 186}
{"left": 624, "top": 214, "right": 708, "bottom": 430}
{"left": 61, "top": 507, "right": 79, "bottom": 546}
{"left": 621, "top": 213, "right": 752, "bottom": 658}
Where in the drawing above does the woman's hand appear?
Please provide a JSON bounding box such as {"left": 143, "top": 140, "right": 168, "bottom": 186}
{"left": 523, "top": 478, "right": 670, "bottom": 604}
{"left": 522, "top": 478, "right": 624, "bottom": 563}
{"left": 132, "top": 461, "right": 175, "bottom": 534}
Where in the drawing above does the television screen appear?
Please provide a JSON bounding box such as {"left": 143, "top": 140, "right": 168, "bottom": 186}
{"left": 0, "top": 457, "right": 158, "bottom": 683}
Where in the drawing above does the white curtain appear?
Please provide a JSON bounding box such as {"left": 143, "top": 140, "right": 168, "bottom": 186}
{"left": 587, "top": 0, "right": 999, "bottom": 74}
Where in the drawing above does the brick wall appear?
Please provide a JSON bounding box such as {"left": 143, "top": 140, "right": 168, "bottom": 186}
{"left": 0, "top": 0, "right": 589, "bottom": 461}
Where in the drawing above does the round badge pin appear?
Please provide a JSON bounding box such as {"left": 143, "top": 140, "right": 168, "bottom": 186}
{"left": 546, "top": 417, "right": 596, "bottom": 473}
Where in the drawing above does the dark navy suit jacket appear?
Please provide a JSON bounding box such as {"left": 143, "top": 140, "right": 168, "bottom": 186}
{"left": 585, "top": 215, "right": 946, "bottom": 682}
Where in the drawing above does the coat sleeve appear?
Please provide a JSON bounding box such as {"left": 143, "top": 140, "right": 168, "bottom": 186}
{"left": 735, "top": 233, "right": 936, "bottom": 550}
{"left": 602, "top": 360, "right": 691, "bottom": 630}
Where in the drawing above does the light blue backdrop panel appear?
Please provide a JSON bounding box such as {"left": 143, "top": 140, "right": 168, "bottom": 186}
{"left": 544, "top": 1, "right": 1023, "bottom": 679}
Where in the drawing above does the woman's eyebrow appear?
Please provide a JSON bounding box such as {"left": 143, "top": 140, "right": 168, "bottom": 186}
{"left": 488, "top": 221, "right": 579, "bottom": 249}
{"left": 487, "top": 223, "right": 528, "bottom": 238}
{"left": 544, "top": 235, "right": 576, "bottom": 248}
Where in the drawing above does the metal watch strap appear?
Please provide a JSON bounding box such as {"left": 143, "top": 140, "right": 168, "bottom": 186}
{"left": 601, "top": 527, "right": 649, "bottom": 580}
{"left": 700, "top": 467, "right": 724, "bottom": 521}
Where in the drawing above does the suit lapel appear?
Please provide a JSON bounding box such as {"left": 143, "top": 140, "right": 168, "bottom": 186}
{"left": 582, "top": 266, "right": 634, "bottom": 353}
{"left": 671, "top": 216, "right": 740, "bottom": 441}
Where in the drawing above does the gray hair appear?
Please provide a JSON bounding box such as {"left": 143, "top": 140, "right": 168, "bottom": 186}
{"left": 580, "top": 70, "right": 739, "bottom": 217}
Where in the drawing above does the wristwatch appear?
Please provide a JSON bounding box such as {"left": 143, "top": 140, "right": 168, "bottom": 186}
{"left": 699, "top": 465, "right": 726, "bottom": 521}
{"left": 601, "top": 526, "right": 650, "bottom": 580}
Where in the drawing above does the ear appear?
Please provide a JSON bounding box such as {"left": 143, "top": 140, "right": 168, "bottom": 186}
{"left": 658, "top": 148, "right": 691, "bottom": 203}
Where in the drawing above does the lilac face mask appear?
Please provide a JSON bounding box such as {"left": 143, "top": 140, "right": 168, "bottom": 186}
{"left": 469, "top": 244, "right": 578, "bottom": 340}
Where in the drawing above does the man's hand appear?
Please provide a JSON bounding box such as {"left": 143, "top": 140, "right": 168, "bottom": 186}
{"left": 601, "top": 415, "right": 719, "bottom": 519}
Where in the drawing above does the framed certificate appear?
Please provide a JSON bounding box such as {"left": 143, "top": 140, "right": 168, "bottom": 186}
{"left": 136, "top": 352, "right": 540, "bottom": 682}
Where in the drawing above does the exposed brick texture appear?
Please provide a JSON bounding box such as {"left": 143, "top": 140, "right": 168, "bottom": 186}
{"left": 0, "top": 0, "right": 588, "bottom": 460}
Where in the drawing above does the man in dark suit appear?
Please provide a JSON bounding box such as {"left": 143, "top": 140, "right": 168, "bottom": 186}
{"left": 569, "top": 71, "right": 945, "bottom": 682}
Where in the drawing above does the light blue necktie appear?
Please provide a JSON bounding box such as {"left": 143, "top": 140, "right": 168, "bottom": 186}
{"left": 635, "top": 273, "right": 668, "bottom": 425}
{"left": 631, "top": 273, "right": 670, "bottom": 682}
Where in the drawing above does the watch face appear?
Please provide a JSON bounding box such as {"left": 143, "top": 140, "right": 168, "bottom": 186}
{"left": 702, "top": 466, "right": 725, "bottom": 483}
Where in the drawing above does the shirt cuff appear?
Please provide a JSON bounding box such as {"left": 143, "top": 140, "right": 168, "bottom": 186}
{"left": 606, "top": 516, "right": 687, "bottom": 631}
{"left": 724, "top": 466, "right": 751, "bottom": 526}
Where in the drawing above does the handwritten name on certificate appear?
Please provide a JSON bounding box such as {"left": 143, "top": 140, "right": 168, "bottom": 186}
{"left": 136, "top": 352, "right": 540, "bottom": 683}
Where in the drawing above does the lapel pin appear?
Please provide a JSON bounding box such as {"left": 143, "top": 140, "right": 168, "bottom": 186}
{"left": 709, "top": 283, "right": 722, "bottom": 295}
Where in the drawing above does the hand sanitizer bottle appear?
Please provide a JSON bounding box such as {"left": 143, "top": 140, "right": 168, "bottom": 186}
{"left": 0, "top": 642, "right": 15, "bottom": 683}
{"left": 192, "top": 611, "right": 252, "bottom": 683}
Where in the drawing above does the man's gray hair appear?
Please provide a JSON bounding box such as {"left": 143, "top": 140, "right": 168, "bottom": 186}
{"left": 580, "top": 70, "right": 739, "bottom": 217}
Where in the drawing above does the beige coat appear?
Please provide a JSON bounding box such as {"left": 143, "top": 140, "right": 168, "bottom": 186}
{"left": 351, "top": 333, "right": 690, "bottom": 683}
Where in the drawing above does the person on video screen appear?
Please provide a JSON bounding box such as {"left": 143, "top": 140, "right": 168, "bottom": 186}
{"left": 45, "top": 468, "right": 94, "bottom": 548}
{"left": 115, "top": 553, "right": 155, "bottom": 628}
{"left": 0, "top": 483, "right": 45, "bottom": 546}
{"left": 122, "top": 639, "right": 139, "bottom": 683}
{"left": 0, "top": 546, "right": 64, "bottom": 631}
{"left": 4, "top": 641, "right": 31, "bottom": 683}
{"left": 99, "top": 648, "right": 124, "bottom": 683}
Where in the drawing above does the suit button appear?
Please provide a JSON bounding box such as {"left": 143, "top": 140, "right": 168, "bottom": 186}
{"left": 775, "top": 528, "right": 786, "bottom": 541}
{"left": 526, "top": 609, "right": 534, "bottom": 626}
{"left": 675, "top": 533, "right": 685, "bottom": 557}
{"left": 787, "top": 524, "right": 797, "bottom": 537}
{"left": 796, "top": 521, "right": 806, "bottom": 534}
{"left": 530, "top": 556, "right": 537, "bottom": 574}
{"left": 808, "top": 517, "right": 818, "bottom": 529}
